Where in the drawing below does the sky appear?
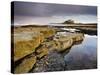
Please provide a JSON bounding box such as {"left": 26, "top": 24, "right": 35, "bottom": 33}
{"left": 12, "top": 1, "right": 97, "bottom": 25}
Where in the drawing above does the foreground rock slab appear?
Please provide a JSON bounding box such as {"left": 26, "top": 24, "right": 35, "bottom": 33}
{"left": 13, "top": 32, "right": 44, "bottom": 62}
{"left": 14, "top": 54, "right": 36, "bottom": 74}
{"left": 12, "top": 26, "right": 85, "bottom": 73}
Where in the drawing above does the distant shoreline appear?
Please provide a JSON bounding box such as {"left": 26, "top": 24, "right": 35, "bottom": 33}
{"left": 12, "top": 23, "right": 97, "bottom": 28}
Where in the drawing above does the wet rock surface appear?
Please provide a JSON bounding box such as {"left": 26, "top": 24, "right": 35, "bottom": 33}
{"left": 12, "top": 26, "right": 86, "bottom": 73}
{"left": 31, "top": 51, "right": 65, "bottom": 72}
{"left": 45, "top": 52, "right": 65, "bottom": 72}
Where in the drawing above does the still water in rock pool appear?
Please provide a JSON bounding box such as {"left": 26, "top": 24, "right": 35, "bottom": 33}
{"left": 32, "top": 32, "right": 97, "bottom": 72}
{"left": 64, "top": 34, "right": 97, "bottom": 70}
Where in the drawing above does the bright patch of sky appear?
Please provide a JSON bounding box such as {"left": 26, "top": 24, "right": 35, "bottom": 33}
{"left": 14, "top": 14, "right": 97, "bottom": 26}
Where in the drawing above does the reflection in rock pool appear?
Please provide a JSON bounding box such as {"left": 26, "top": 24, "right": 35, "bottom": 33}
{"left": 64, "top": 34, "right": 97, "bottom": 70}
{"left": 31, "top": 34, "right": 97, "bottom": 72}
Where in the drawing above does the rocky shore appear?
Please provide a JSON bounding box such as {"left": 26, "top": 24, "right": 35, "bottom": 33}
{"left": 12, "top": 26, "right": 84, "bottom": 74}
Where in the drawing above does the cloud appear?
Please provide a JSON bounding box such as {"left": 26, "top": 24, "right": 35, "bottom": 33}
{"left": 13, "top": 1, "right": 97, "bottom": 17}
{"left": 12, "top": 1, "right": 97, "bottom": 25}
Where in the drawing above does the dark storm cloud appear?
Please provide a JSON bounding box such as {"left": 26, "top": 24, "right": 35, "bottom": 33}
{"left": 13, "top": 1, "right": 97, "bottom": 17}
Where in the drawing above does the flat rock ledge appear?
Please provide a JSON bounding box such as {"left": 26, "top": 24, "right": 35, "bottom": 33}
{"left": 13, "top": 32, "right": 44, "bottom": 62}
{"left": 12, "top": 28, "right": 84, "bottom": 73}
